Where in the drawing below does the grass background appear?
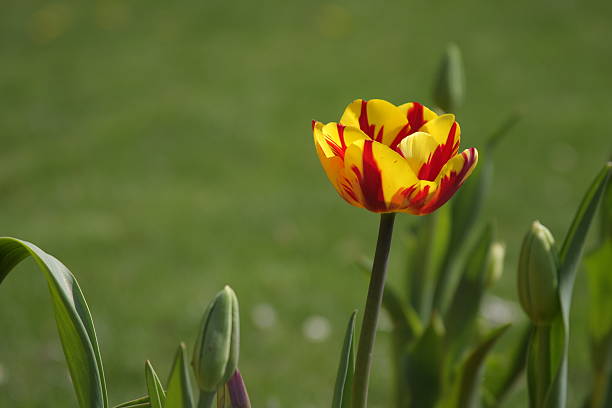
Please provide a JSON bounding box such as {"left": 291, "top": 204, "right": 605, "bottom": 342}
{"left": 1, "top": 0, "right": 611, "bottom": 406}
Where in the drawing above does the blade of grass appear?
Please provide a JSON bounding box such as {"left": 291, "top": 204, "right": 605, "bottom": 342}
{"left": 332, "top": 311, "right": 356, "bottom": 408}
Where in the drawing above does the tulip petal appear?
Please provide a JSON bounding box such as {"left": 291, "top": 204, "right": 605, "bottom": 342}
{"left": 398, "top": 102, "right": 439, "bottom": 131}
{"left": 419, "top": 147, "right": 478, "bottom": 214}
{"left": 416, "top": 115, "right": 461, "bottom": 181}
{"left": 398, "top": 131, "right": 439, "bottom": 174}
{"left": 313, "top": 121, "right": 368, "bottom": 159}
{"left": 344, "top": 139, "right": 418, "bottom": 212}
{"left": 314, "top": 141, "right": 363, "bottom": 208}
{"left": 340, "top": 99, "right": 411, "bottom": 150}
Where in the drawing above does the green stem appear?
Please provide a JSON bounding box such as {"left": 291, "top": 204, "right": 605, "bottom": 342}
{"left": 531, "top": 324, "right": 552, "bottom": 408}
{"left": 197, "top": 391, "right": 216, "bottom": 408}
{"left": 352, "top": 213, "right": 396, "bottom": 408}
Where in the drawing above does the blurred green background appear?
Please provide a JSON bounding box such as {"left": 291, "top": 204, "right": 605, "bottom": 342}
{"left": 1, "top": 0, "right": 610, "bottom": 406}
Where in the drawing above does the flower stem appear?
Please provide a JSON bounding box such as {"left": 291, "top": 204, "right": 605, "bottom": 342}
{"left": 352, "top": 213, "right": 396, "bottom": 408}
{"left": 197, "top": 391, "right": 216, "bottom": 408}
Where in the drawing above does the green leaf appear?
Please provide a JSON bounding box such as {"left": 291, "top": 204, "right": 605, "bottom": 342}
{"left": 145, "top": 361, "right": 166, "bottom": 408}
{"left": 113, "top": 396, "right": 151, "bottom": 408}
{"left": 383, "top": 282, "right": 422, "bottom": 344}
{"left": 0, "top": 237, "right": 108, "bottom": 408}
{"left": 332, "top": 311, "right": 356, "bottom": 408}
{"left": 408, "top": 208, "right": 450, "bottom": 321}
{"left": 558, "top": 162, "right": 612, "bottom": 317}
{"left": 165, "top": 343, "right": 195, "bottom": 408}
{"left": 541, "top": 162, "right": 611, "bottom": 408}
{"left": 444, "top": 224, "right": 493, "bottom": 345}
{"left": 439, "top": 324, "right": 510, "bottom": 408}
{"left": 586, "top": 241, "right": 612, "bottom": 362}
{"left": 483, "top": 324, "right": 531, "bottom": 408}
{"left": 433, "top": 113, "right": 519, "bottom": 313}
{"left": 404, "top": 313, "right": 446, "bottom": 408}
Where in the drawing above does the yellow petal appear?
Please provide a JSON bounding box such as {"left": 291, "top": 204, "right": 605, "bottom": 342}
{"left": 313, "top": 121, "right": 369, "bottom": 159}
{"left": 419, "top": 113, "right": 461, "bottom": 147}
{"left": 314, "top": 138, "right": 363, "bottom": 208}
{"left": 339, "top": 99, "right": 411, "bottom": 149}
{"left": 343, "top": 139, "right": 418, "bottom": 212}
{"left": 398, "top": 131, "right": 439, "bottom": 174}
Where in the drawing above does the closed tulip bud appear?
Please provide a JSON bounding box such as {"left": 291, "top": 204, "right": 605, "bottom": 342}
{"left": 485, "top": 242, "right": 505, "bottom": 287}
{"left": 192, "top": 286, "right": 239, "bottom": 392}
{"left": 433, "top": 43, "right": 465, "bottom": 113}
{"left": 227, "top": 369, "right": 251, "bottom": 408}
{"left": 517, "top": 221, "right": 560, "bottom": 324}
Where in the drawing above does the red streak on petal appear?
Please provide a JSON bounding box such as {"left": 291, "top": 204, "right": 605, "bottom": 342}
{"left": 337, "top": 123, "right": 347, "bottom": 149}
{"left": 342, "top": 182, "right": 358, "bottom": 202}
{"left": 409, "top": 185, "right": 431, "bottom": 208}
{"left": 326, "top": 139, "right": 344, "bottom": 158}
{"left": 311, "top": 120, "right": 316, "bottom": 131}
{"left": 358, "top": 100, "right": 376, "bottom": 139}
{"left": 418, "top": 122, "right": 460, "bottom": 181}
{"left": 419, "top": 148, "right": 476, "bottom": 214}
{"left": 353, "top": 140, "right": 386, "bottom": 211}
{"left": 407, "top": 102, "right": 425, "bottom": 132}
{"left": 389, "top": 123, "right": 411, "bottom": 153}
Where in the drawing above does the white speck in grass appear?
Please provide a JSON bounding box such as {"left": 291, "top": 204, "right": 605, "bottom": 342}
{"left": 482, "top": 295, "right": 521, "bottom": 326}
{"left": 266, "top": 396, "right": 281, "bottom": 408}
{"left": 0, "top": 363, "right": 6, "bottom": 385}
{"left": 302, "top": 315, "right": 331, "bottom": 342}
{"left": 251, "top": 303, "right": 277, "bottom": 329}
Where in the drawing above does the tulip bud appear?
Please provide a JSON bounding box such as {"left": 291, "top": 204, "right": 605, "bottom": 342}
{"left": 192, "top": 285, "right": 239, "bottom": 392}
{"left": 227, "top": 369, "right": 251, "bottom": 408}
{"left": 433, "top": 43, "right": 465, "bottom": 113}
{"left": 517, "top": 221, "right": 560, "bottom": 324}
{"left": 485, "top": 242, "right": 505, "bottom": 287}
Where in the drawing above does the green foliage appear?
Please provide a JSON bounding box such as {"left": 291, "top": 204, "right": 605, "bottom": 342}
{"left": 438, "top": 324, "right": 510, "bottom": 408}
{"left": 332, "top": 311, "right": 356, "bottom": 408}
{"left": 113, "top": 396, "right": 151, "bottom": 408}
{"left": 404, "top": 314, "right": 446, "bottom": 408}
{"left": 0, "top": 237, "right": 108, "bottom": 408}
{"left": 165, "top": 344, "right": 195, "bottom": 408}
{"left": 584, "top": 172, "right": 612, "bottom": 408}
{"left": 519, "top": 163, "right": 611, "bottom": 408}
{"left": 145, "top": 361, "right": 166, "bottom": 408}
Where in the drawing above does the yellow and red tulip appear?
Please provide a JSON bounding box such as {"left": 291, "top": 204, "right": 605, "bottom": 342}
{"left": 313, "top": 99, "right": 478, "bottom": 215}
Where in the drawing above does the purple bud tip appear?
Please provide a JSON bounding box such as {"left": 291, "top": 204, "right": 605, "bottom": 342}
{"left": 227, "top": 369, "right": 251, "bottom": 408}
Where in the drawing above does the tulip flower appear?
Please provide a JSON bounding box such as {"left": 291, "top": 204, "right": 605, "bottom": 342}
{"left": 313, "top": 99, "right": 478, "bottom": 214}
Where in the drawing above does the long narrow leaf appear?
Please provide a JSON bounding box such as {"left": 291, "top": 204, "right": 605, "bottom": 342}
{"left": 434, "top": 113, "right": 519, "bottom": 312}
{"left": 0, "top": 237, "right": 108, "bottom": 408}
{"left": 444, "top": 224, "right": 493, "bottom": 346}
{"left": 332, "top": 311, "right": 357, "bottom": 408}
{"left": 483, "top": 323, "right": 532, "bottom": 408}
{"left": 404, "top": 313, "right": 446, "bottom": 408}
{"left": 440, "top": 324, "right": 510, "bottom": 408}
{"left": 558, "top": 162, "right": 611, "bottom": 315}
{"left": 165, "top": 343, "right": 195, "bottom": 408}
{"left": 544, "top": 162, "right": 611, "bottom": 408}
{"left": 114, "top": 396, "right": 151, "bottom": 408}
{"left": 408, "top": 208, "right": 450, "bottom": 321}
{"left": 145, "top": 361, "right": 166, "bottom": 408}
